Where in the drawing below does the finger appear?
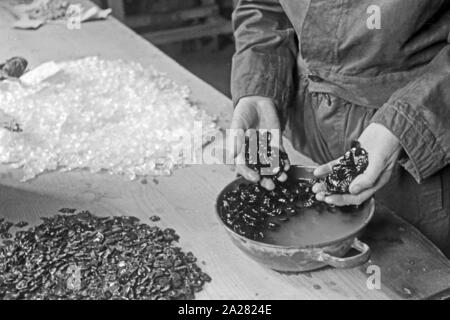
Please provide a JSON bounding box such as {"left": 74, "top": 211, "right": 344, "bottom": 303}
{"left": 228, "top": 105, "right": 256, "bottom": 160}
{"left": 315, "top": 191, "right": 327, "bottom": 202}
{"left": 236, "top": 164, "right": 260, "bottom": 182}
{"left": 313, "top": 158, "right": 342, "bottom": 177}
{"left": 260, "top": 178, "right": 275, "bottom": 191}
{"left": 324, "top": 188, "right": 376, "bottom": 206}
{"left": 349, "top": 156, "right": 386, "bottom": 194}
{"left": 230, "top": 105, "right": 253, "bottom": 131}
{"left": 267, "top": 129, "right": 282, "bottom": 148}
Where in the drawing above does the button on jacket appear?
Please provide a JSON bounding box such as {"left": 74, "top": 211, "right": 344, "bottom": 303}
{"left": 231, "top": 0, "right": 450, "bottom": 183}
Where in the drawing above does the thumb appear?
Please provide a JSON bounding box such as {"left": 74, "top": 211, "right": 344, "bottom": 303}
{"left": 349, "top": 157, "right": 384, "bottom": 194}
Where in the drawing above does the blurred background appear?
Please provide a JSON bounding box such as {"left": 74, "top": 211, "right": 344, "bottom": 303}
{"left": 94, "top": 0, "right": 236, "bottom": 97}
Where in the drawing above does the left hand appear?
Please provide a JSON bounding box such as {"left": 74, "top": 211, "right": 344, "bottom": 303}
{"left": 312, "top": 123, "right": 403, "bottom": 206}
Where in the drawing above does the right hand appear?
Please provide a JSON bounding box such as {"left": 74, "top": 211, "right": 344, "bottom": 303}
{"left": 228, "top": 96, "right": 290, "bottom": 190}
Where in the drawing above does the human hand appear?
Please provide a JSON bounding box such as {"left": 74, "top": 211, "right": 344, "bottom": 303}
{"left": 228, "top": 96, "right": 290, "bottom": 190}
{"left": 312, "top": 123, "right": 402, "bottom": 206}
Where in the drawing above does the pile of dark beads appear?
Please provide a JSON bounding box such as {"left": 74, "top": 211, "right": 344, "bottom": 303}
{"left": 219, "top": 179, "right": 320, "bottom": 241}
{"left": 0, "top": 210, "right": 211, "bottom": 300}
{"left": 323, "top": 141, "right": 369, "bottom": 194}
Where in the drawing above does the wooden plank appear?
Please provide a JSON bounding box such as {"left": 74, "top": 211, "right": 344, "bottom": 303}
{"left": 125, "top": 5, "right": 219, "bottom": 29}
{"left": 141, "top": 17, "right": 232, "bottom": 45}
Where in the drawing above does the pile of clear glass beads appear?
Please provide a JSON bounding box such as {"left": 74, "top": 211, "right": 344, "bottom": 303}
{"left": 0, "top": 57, "right": 218, "bottom": 181}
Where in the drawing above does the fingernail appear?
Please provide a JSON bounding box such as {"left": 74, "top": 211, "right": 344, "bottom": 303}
{"left": 261, "top": 179, "right": 274, "bottom": 191}
{"left": 325, "top": 197, "right": 333, "bottom": 204}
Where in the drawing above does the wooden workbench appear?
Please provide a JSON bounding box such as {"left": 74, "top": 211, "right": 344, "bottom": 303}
{"left": 1, "top": 2, "right": 450, "bottom": 300}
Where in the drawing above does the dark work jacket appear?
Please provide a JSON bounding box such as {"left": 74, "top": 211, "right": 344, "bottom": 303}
{"left": 231, "top": 0, "right": 450, "bottom": 182}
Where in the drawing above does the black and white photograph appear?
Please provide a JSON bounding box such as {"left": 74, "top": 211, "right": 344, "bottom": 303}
{"left": 0, "top": 0, "right": 449, "bottom": 305}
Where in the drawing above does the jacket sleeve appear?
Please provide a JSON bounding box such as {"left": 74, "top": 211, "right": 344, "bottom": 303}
{"left": 231, "top": 0, "right": 298, "bottom": 122}
{"left": 371, "top": 38, "right": 450, "bottom": 182}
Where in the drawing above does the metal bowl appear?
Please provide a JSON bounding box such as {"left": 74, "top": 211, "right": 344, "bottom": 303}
{"left": 215, "top": 166, "right": 375, "bottom": 272}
